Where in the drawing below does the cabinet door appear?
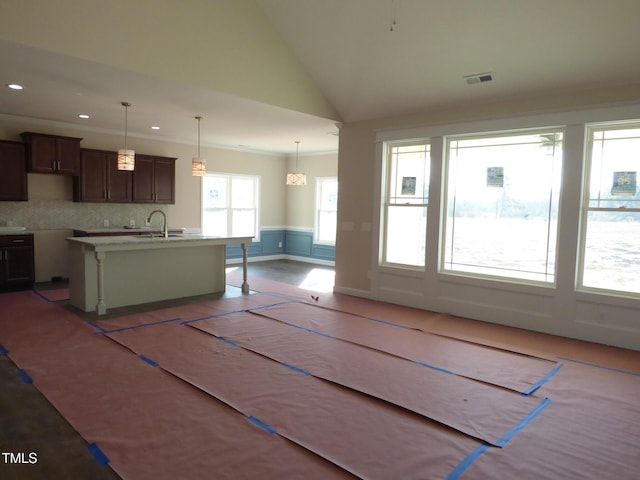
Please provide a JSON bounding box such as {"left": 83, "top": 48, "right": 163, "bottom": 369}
{"left": 78, "top": 149, "right": 108, "bottom": 202}
{"left": 106, "top": 152, "right": 133, "bottom": 203}
{"left": 22, "top": 133, "right": 82, "bottom": 175}
{"left": 55, "top": 136, "right": 81, "bottom": 175}
{"left": 132, "top": 155, "right": 155, "bottom": 203}
{"left": 28, "top": 134, "right": 57, "bottom": 172}
{"left": 154, "top": 158, "right": 175, "bottom": 204}
{"left": 0, "top": 141, "right": 27, "bottom": 201}
{"left": 2, "top": 246, "right": 34, "bottom": 284}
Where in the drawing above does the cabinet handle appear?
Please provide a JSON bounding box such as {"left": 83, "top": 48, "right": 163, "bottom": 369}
{"left": 12, "top": 239, "right": 25, "bottom": 243}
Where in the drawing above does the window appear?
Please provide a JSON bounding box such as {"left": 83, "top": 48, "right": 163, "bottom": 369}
{"left": 201, "top": 173, "right": 259, "bottom": 238}
{"left": 316, "top": 177, "right": 338, "bottom": 244}
{"left": 442, "top": 129, "right": 563, "bottom": 283}
{"left": 381, "top": 142, "right": 430, "bottom": 267}
{"left": 579, "top": 124, "right": 640, "bottom": 296}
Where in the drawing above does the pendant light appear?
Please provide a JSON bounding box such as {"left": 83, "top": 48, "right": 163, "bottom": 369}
{"left": 192, "top": 116, "right": 206, "bottom": 176}
{"left": 286, "top": 141, "right": 307, "bottom": 186}
{"left": 117, "top": 102, "right": 135, "bottom": 171}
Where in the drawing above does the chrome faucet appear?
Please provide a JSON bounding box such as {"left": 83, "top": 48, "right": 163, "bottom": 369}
{"left": 147, "top": 210, "right": 168, "bottom": 238}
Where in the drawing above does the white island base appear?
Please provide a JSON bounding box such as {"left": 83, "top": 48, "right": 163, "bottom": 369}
{"left": 67, "top": 235, "right": 252, "bottom": 314}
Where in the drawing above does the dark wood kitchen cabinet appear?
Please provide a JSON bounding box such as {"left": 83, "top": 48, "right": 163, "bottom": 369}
{"left": 0, "top": 140, "right": 28, "bottom": 201}
{"left": 21, "top": 132, "right": 82, "bottom": 175}
{"left": 73, "top": 149, "right": 132, "bottom": 203}
{"left": 132, "top": 154, "right": 176, "bottom": 204}
{"left": 0, "top": 234, "right": 34, "bottom": 290}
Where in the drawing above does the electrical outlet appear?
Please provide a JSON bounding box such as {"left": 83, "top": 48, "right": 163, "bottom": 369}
{"left": 103, "top": 219, "right": 109, "bottom": 227}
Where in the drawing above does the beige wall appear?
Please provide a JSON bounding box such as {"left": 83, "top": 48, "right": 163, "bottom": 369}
{"left": 0, "top": 0, "right": 337, "bottom": 120}
{"left": 285, "top": 152, "right": 338, "bottom": 230}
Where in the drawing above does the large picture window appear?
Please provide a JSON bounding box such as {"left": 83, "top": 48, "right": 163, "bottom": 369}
{"left": 442, "top": 130, "right": 563, "bottom": 283}
{"left": 202, "top": 173, "right": 259, "bottom": 238}
{"left": 579, "top": 124, "right": 640, "bottom": 296}
{"left": 381, "top": 142, "right": 430, "bottom": 267}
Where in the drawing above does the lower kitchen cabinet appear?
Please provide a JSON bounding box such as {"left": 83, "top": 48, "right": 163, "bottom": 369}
{"left": 0, "top": 234, "right": 35, "bottom": 290}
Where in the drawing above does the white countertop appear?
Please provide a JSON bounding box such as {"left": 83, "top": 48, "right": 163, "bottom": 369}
{"left": 67, "top": 234, "right": 253, "bottom": 252}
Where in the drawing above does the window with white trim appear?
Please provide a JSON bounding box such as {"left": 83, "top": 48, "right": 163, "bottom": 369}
{"left": 442, "top": 129, "right": 563, "bottom": 283}
{"left": 315, "top": 177, "right": 338, "bottom": 244}
{"left": 201, "top": 173, "right": 259, "bottom": 238}
{"left": 579, "top": 123, "right": 640, "bottom": 296}
{"left": 381, "top": 142, "right": 431, "bottom": 267}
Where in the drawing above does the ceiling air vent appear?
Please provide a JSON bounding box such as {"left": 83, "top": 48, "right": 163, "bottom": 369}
{"left": 464, "top": 72, "right": 494, "bottom": 85}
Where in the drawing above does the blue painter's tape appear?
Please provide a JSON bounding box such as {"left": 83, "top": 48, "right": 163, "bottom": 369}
{"left": 219, "top": 337, "right": 238, "bottom": 347}
{"left": 98, "top": 317, "right": 181, "bottom": 335}
{"left": 445, "top": 443, "right": 490, "bottom": 480}
{"left": 87, "top": 443, "right": 110, "bottom": 466}
{"left": 284, "top": 322, "right": 332, "bottom": 338}
{"left": 0, "top": 343, "right": 8, "bottom": 355}
{"left": 496, "top": 397, "right": 551, "bottom": 447}
{"left": 416, "top": 361, "right": 455, "bottom": 375}
{"left": 138, "top": 354, "right": 159, "bottom": 367}
{"left": 248, "top": 416, "right": 277, "bottom": 434}
{"left": 32, "top": 289, "right": 52, "bottom": 302}
{"left": 283, "top": 363, "right": 311, "bottom": 376}
{"left": 522, "top": 363, "right": 564, "bottom": 395}
{"left": 367, "top": 316, "right": 411, "bottom": 329}
{"left": 18, "top": 369, "right": 32, "bottom": 384}
{"left": 89, "top": 322, "right": 108, "bottom": 334}
{"left": 557, "top": 356, "right": 640, "bottom": 377}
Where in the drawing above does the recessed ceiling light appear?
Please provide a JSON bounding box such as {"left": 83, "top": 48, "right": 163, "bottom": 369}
{"left": 6, "top": 83, "right": 23, "bottom": 90}
{"left": 78, "top": 114, "right": 90, "bottom": 119}
{"left": 151, "top": 126, "right": 160, "bottom": 130}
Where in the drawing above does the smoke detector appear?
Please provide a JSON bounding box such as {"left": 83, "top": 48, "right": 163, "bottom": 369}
{"left": 464, "top": 72, "right": 494, "bottom": 85}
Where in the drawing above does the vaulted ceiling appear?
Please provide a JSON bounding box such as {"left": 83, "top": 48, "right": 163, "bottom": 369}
{"left": 1, "top": 0, "right": 639, "bottom": 154}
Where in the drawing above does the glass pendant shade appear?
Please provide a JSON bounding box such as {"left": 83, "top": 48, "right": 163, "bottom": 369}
{"left": 192, "top": 157, "right": 206, "bottom": 176}
{"left": 192, "top": 116, "right": 206, "bottom": 176}
{"left": 117, "top": 102, "right": 135, "bottom": 171}
{"left": 286, "top": 141, "right": 306, "bottom": 186}
{"left": 286, "top": 172, "right": 307, "bottom": 185}
{"left": 117, "top": 149, "right": 135, "bottom": 171}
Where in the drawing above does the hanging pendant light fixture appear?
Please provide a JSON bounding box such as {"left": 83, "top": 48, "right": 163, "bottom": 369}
{"left": 117, "top": 102, "right": 135, "bottom": 171}
{"left": 192, "top": 116, "right": 206, "bottom": 176}
{"left": 286, "top": 141, "right": 307, "bottom": 186}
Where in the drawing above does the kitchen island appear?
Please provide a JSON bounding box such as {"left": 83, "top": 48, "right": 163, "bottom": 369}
{"left": 67, "top": 234, "right": 252, "bottom": 315}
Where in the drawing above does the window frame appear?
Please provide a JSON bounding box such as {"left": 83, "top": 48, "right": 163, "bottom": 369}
{"left": 439, "top": 127, "right": 564, "bottom": 285}
{"left": 315, "top": 176, "right": 338, "bottom": 245}
{"left": 201, "top": 172, "right": 260, "bottom": 240}
{"left": 577, "top": 121, "right": 640, "bottom": 298}
{"left": 379, "top": 140, "right": 431, "bottom": 269}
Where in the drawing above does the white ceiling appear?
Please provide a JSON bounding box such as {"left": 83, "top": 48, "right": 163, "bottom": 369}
{"left": 2, "top": 0, "right": 640, "bottom": 155}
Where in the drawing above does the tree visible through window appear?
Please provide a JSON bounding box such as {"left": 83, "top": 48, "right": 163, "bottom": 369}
{"left": 442, "top": 130, "right": 563, "bottom": 283}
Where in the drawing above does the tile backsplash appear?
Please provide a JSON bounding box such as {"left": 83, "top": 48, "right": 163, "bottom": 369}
{"left": 0, "top": 200, "right": 167, "bottom": 230}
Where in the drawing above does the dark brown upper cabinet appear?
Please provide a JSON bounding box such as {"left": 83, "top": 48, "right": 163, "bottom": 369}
{"left": 0, "top": 140, "right": 28, "bottom": 201}
{"left": 73, "top": 149, "right": 132, "bottom": 203}
{"left": 21, "top": 132, "right": 82, "bottom": 175}
{"left": 132, "top": 154, "right": 176, "bottom": 204}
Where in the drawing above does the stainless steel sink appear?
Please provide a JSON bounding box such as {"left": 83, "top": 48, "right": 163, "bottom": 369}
{"left": 133, "top": 234, "right": 182, "bottom": 239}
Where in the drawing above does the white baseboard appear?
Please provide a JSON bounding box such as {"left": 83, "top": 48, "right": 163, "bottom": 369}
{"left": 226, "top": 254, "right": 335, "bottom": 267}
{"left": 333, "top": 285, "right": 372, "bottom": 299}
